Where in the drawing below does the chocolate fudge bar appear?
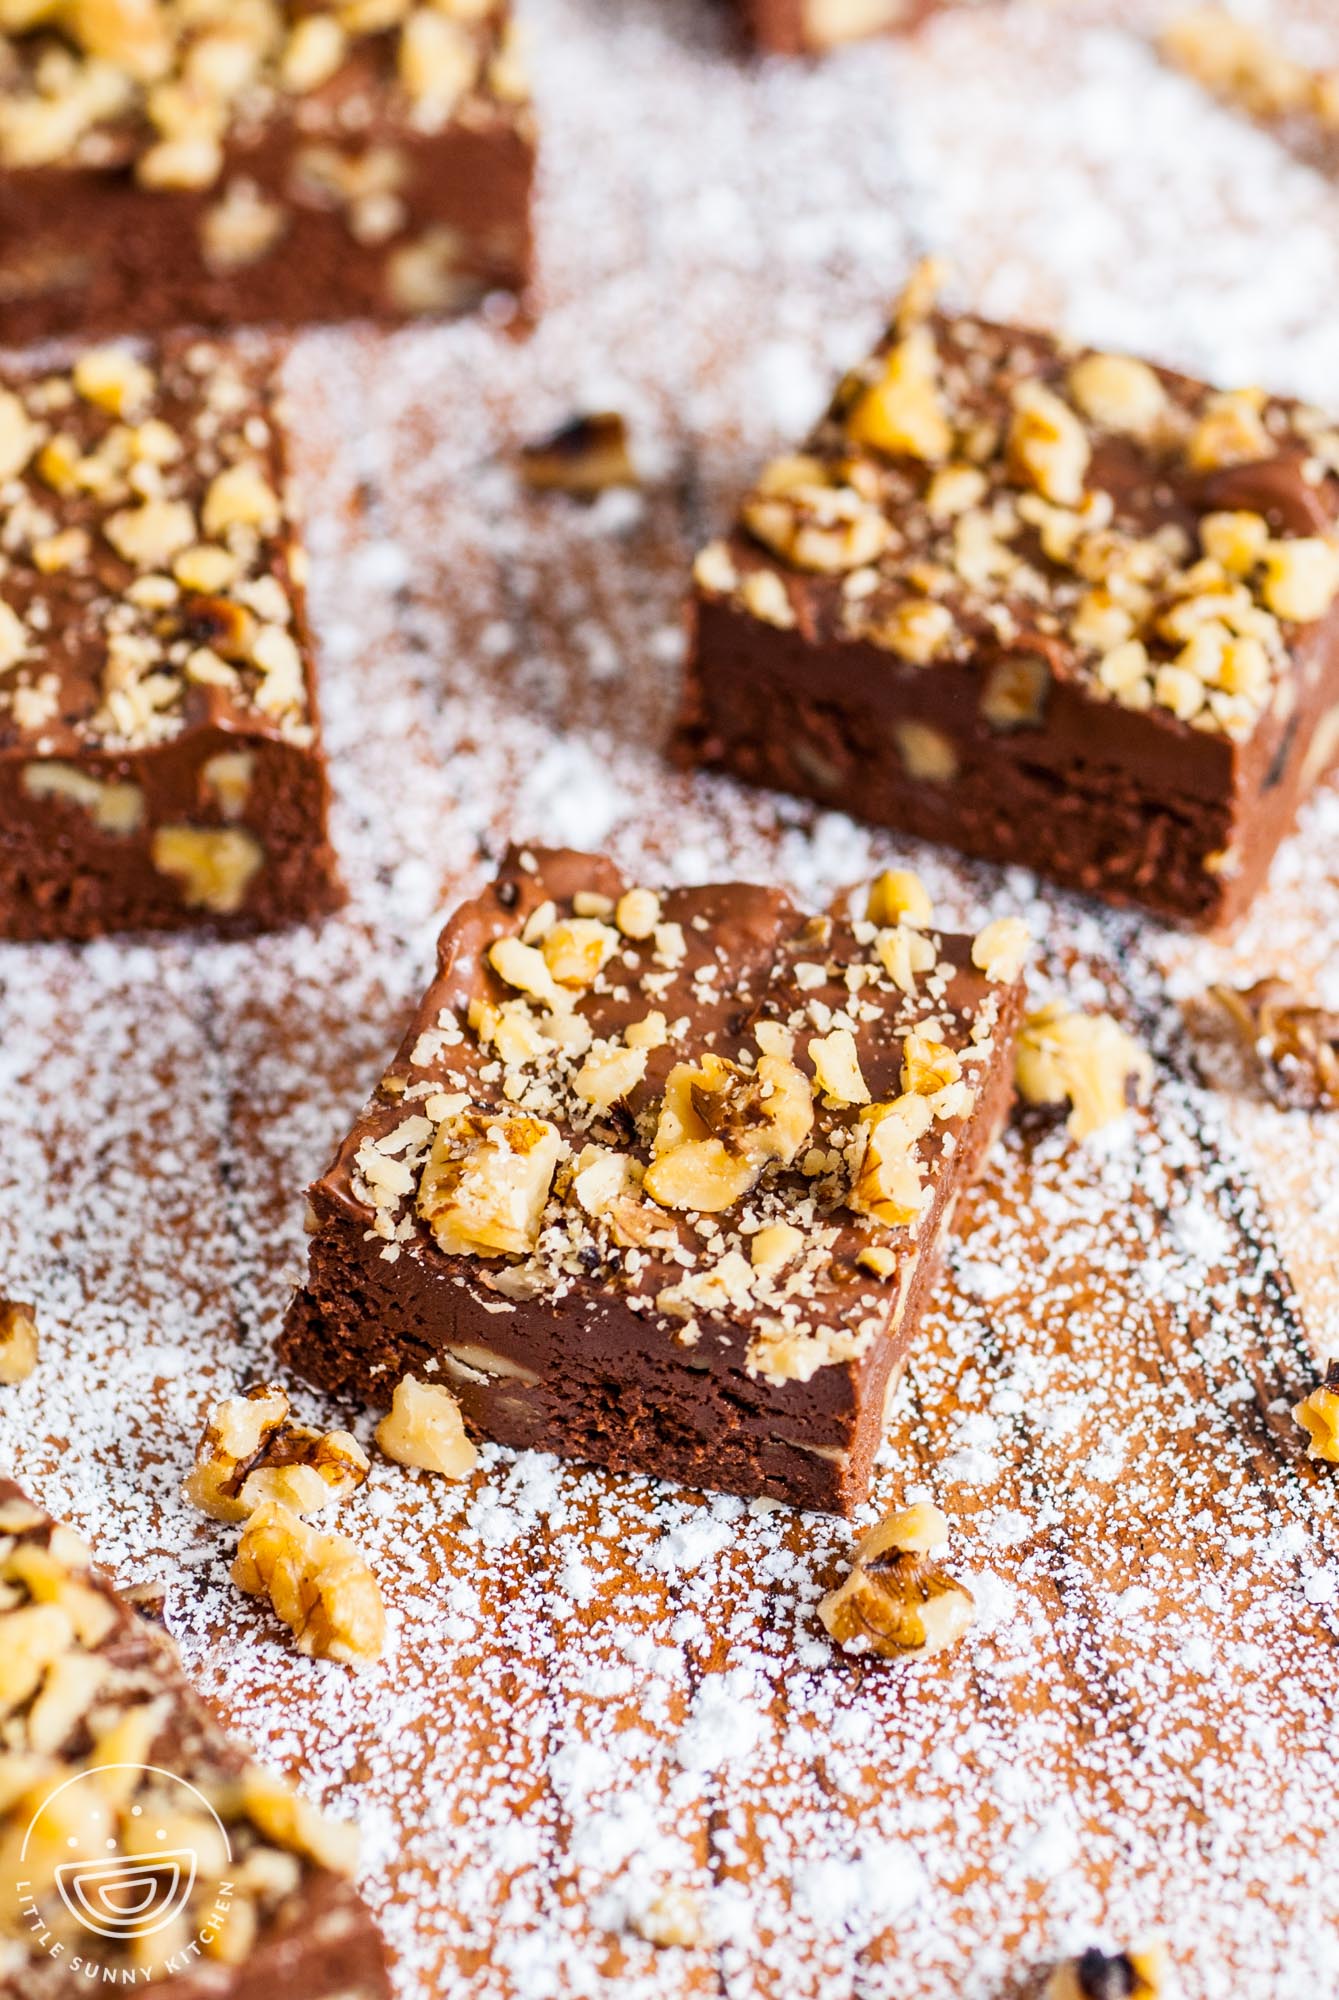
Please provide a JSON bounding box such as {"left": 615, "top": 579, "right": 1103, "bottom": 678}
{"left": 0, "top": 1, "right": 533, "bottom": 346}
{"left": 0, "top": 1478, "right": 390, "bottom": 1997}
{"left": 679, "top": 266, "right": 1339, "bottom": 928}
{"left": 283, "top": 846, "right": 1026, "bottom": 1514}
{"left": 0, "top": 336, "right": 342, "bottom": 939}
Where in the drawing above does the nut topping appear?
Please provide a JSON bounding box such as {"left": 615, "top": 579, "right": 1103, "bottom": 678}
{"left": 818, "top": 1502, "right": 975, "bottom": 1660}
{"left": 417, "top": 1109, "right": 564, "bottom": 1257}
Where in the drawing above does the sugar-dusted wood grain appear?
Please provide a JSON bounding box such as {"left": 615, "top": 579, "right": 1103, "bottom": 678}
{"left": 2, "top": 2, "right": 1339, "bottom": 1996}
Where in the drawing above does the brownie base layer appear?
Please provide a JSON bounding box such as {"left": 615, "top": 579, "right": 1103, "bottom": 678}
{"left": 0, "top": 123, "right": 533, "bottom": 346}
{"left": 679, "top": 598, "right": 1339, "bottom": 931}
{"left": 281, "top": 1012, "right": 1017, "bottom": 1517}
{"left": 0, "top": 733, "right": 343, "bottom": 941}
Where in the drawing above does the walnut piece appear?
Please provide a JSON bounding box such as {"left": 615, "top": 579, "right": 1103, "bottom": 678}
{"left": 1045, "top": 1942, "right": 1173, "bottom": 2000}
{"left": 630, "top": 1883, "right": 708, "bottom": 1948}
{"left": 1015, "top": 1003, "right": 1152, "bottom": 1138}
{"left": 818, "top": 1502, "right": 975, "bottom": 1661}
{"left": 232, "top": 1501, "right": 385, "bottom": 1666}
{"left": 0, "top": 1298, "right": 38, "bottom": 1385}
{"left": 1211, "top": 979, "right": 1339, "bottom": 1110}
{"left": 417, "top": 1109, "right": 564, "bottom": 1257}
{"left": 518, "top": 413, "right": 636, "bottom": 495}
{"left": 1293, "top": 1360, "right": 1339, "bottom": 1464}
{"left": 183, "top": 1383, "right": 369, "bottom": 1523}
{"left": 151, "top": 824, "right": 264, "bottom": 914}
{"left": 376, "top": 1375, "right": 479, "bottom": 1478}
{"left": 643, "top": 1052, "right": 813, "bottom": 1213}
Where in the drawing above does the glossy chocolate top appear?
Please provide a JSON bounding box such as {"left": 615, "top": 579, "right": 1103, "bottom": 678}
{"left": 313, "top": 845, "right": 1025, "bottom": 1388}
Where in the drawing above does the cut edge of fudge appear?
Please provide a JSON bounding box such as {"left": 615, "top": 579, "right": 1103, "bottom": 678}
{"left": 0, "top": 1476, "right": 391, "bottom": 1999}
{"left": 0, "top": 332, "right": 344, "bottom": 940}
{"left": 0, "top": 4, "right": 535, "bottom": 345}
{"left": 678, "top": 262, "right": 1339, "bottom": 929}
{"left": 282, "top": 844, "right": 1027, "bottom": 1515}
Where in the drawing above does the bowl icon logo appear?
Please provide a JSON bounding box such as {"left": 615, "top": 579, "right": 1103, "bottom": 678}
{"left": 21, "top": 1765, "right": 231, "bottom": 1947}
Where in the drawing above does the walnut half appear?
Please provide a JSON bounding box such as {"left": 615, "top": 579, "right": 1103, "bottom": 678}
{"left": 818, "top": 1502, "right": 974, "bottom": 1661}
{"left": 233, "top": 1501, "right": 385, "bottom": 1667}
{"left": 0, "top": 1299, "right": 38, "bottom": 1385}
{"left": 183, "top": 1383, "right": 369, "bottom": 1523}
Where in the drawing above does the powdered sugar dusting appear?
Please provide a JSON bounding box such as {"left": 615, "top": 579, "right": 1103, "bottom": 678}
{"left": 2, "top": 0, "right": 1338, "bottom": 1995}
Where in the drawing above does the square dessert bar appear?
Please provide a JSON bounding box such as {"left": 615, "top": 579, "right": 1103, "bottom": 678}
{"left": 679, "top": 266, "right": 1339, "bottom": 928}
{"left": 0, "top": 1477, "right": 391, "bottom": 1998}
{"left": 0, "top": 1, "right": 533, "bottom": 346}
{"left": 283, "top": 845, "right": 1027, "bottom": 1514}
{"left": 0, "top": 335, "right": 342, "bottom": 939}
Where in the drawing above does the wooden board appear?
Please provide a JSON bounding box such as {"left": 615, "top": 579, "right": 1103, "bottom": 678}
{"left": 3, "top": 2, "right": 1339, "bottom": 1995}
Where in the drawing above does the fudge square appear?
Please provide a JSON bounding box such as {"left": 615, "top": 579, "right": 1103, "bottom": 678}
{"left": 679, "top": 266, "right": 1339, "bottom": 929}
{"left": 0, "top": 1477, "right": 391, "bottom": 1998}
{"left": 282, "top": 845, "right": 1027, "bottom": 1514}
{"left": 0, "top": 336, "right": 342, "bottom": 939}
{"left": 0, "top": 0, "right": 533, "bottom": 347}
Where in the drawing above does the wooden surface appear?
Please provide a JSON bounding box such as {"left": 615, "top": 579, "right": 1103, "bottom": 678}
{"left": 3, "top": 2, "right": 1339, "bottom": 1996}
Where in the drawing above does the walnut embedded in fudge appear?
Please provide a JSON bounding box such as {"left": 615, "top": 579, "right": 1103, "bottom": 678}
{"left": 1015, "top": 1003, "right": 1152, "bottom": 1139}
{"left": 694, "top": 260, "right": 1339, "bottom": 748}
{"left": 0, "top": 1297, "right": 38, "bottom": 1383}
{"left": 184, "top": 1382, "right": 370, "bottom": 1523}
{"left": 1212, "top": 978, "right": 1339, "bottom": 1110}
{"left": 818, "top": 1502, "right": 975, "bottom": 1660}
{"left": 339, "top": 854, "right": 1028, "bottom": 1390}
{"left": 0, "top": 1481, "right": 381, "bottom": 1988}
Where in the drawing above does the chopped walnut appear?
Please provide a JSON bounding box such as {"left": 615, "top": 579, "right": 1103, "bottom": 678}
{"left": 232, "top": 1501, "right": 385, "bottom": 1667}
{"left": 0, "top": 1299, "right": 38, "bottom": 1385}
{"left": 845, "top": 325, "right": 952, "bottom": 464}
{"left": 866, "top": 867, "right": 932, "bottom": 930}
{"left": 971, "top": 916, "right": 1030, "bottom": 984}
{"left": 1293, "top": 1360, "right": 1339, "bottom": 1464}
{"left": 519, "top": 413, "right": 637, "bottom": 495}
{"left": 183, "top": 1383, "right": 369, "bottom": 1523}
{"left": 1211, "top": 979, "right": 1339, "bottom": 1110}
{"left": 850, "top": 1094, "right": 932, "bottom": 1228}
{"left": 417, "top": 1108, "right": 564, "bottom": 1257}
{"left": 1016, "top": 1003, "right": 1152, "bottom": 1138}
{"left": 376, "top": 1375, "right": 479, "bottom": 1479}
{"left": 643, "top": 1052, "right": 813, "bottom": 1213}
{"left": 818, "top": 1503, "right": 975, "bottom": 1661}
{"left": 1045, "top": 1943, "right": 1173, "bottom": 2000}
{"left": 630, "top": 1884, "right": 708, "bottom": 1949}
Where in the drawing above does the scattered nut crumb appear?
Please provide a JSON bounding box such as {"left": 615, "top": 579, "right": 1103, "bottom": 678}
{"left": 818, "top": 1501, "right": 975, "bottom": 1661}
{"left": 376, "top": 1375, "right": 479, "bottom": 1479}
{"left": 183, "top": 1382, "right": 370, "bottom": 1523}
{"left": 630, "top": 1883, "right": 708, "bottom": 1948}
{"left": 0, "top": 1298, "right": 38, "bottom": 1385}
{"left": 1015, "top": 1003, "right": 1152, "bottom": 1139}
{"left": 233, "top": 1500, "right": 385, "bottom": 1667}
{"left": 1293, "top": 1360, "right": 1339, "bottom": 1464}
{"left": 1211, "top": 979, "right": 1339, "bottom": 1110}
{"left": 1045, "top": 1941, "right": 1174, "bottom": 2000}
{"left": 518, "top": 413, "right": 636, "bottom": 495}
